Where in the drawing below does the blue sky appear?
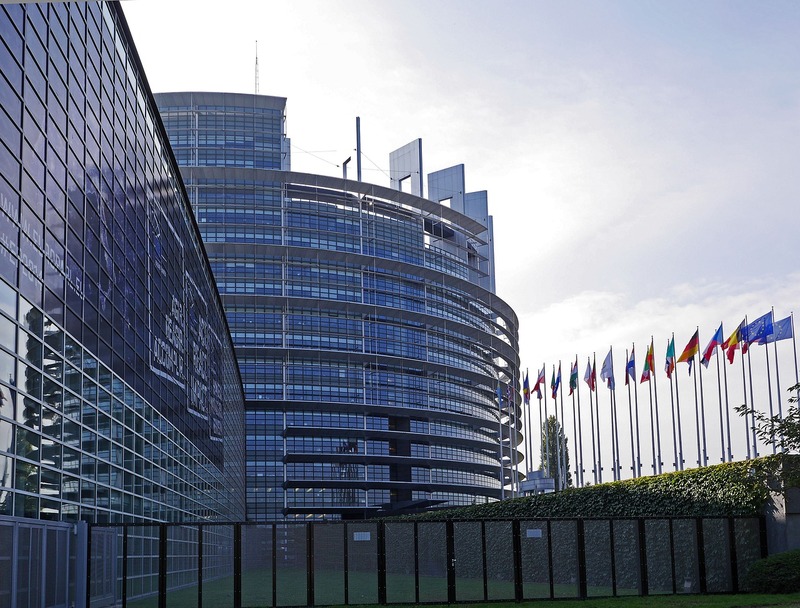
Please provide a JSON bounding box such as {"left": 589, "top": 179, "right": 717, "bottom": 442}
{"left": 124, "top": 0, "right": 800, "bottom": 475}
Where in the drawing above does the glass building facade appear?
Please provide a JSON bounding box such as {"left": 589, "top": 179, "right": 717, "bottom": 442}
{"left": 0, "top": 2, "right": 246, "bottom": 528}
{"left": 156, "top": 93, "right": 521, "bottom": 521}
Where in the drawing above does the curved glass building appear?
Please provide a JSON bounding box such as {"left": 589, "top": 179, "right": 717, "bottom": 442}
{"left": 0, "top": 3, "right": 246, "bottom": 527}
{"left": 156, "top": 92, "right": 521, "bottom": 520}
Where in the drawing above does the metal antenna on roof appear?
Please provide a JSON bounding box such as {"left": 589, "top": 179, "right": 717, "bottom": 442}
{"left": 255, "top": 40, "right": 259, "bottom": 95}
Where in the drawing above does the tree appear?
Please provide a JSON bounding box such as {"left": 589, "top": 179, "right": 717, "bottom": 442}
{"left": 539, "top": 415, "right": 572, "bottom": 490}
{"left": 735, "top": 382, "right": 800, "bottom": 452}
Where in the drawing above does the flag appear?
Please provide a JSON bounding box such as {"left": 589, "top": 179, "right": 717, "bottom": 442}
{"left": 523, "top": 371, "right": 530, "bottom": 405}
{"left": 742, "top": 311, "right": 773, "bottom": 353}
{"left": 759, "top": 315, "right": 793, "bottom": 344}
{"left": 641, "top": 341, "right": 655, "bottom": 383}
{"left": 678, "top": 330, "right": 699, "bottom": 375}
{"left": 723, "top": 320, "right": 744, "bottom": 364}
{"left": 569, "top": 359, "right": 578, "bottom": 395}
{"left": 664, "top": 337, "right": 676, "bottom": 379}
{"left": 551, "top": 364, "right": 561, "bottom": 399}
{"left": 534, "top": 365, "right": 545, "bottom": 399}
{"left": 625, "top": 347, "right": 635, "bottom": 386}
{"left": 600, "top": 348, "right": 615, "bottom": 390}
{"left": 701, "top": 324, "right": 724, "bottom": 368}
{"left": 584, "top": 358, "right": 596, "bottom": 391}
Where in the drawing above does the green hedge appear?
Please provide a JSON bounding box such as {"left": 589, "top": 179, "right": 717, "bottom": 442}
{"left": 399, "top": 454, "right": 799, "bottom": 520}
{"left": 742, "top": 549, "right": 800, "bottom": 593}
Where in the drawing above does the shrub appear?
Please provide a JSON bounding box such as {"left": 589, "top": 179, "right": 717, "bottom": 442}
{"left": 742, "top": 549, "right": 800, "bottom": 593}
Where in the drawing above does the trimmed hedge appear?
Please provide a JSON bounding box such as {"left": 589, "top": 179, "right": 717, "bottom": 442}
{"left": 742, "top": 549, "right": 800, "bottom": 593}
{"left": 399, "top": 454, "right": 799, "bottom": 520}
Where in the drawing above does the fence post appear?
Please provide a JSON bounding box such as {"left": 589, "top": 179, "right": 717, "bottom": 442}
{"left": 481, "top": 522, "right": 488, "bottom": 601}
{"left": 512, "top": 520, "right": 523, "bottom": 602}
{"left": 377, "top": 521, "right": 387, "bottom": 605}
{"left": 306, "top": 523, "right": 315, "bottom": 607}
{"left": 198, "top": 526, "right": 204, "bottom": 608}
{"left": 413, "top": 522, "right": 420, "bottom": 605}
{"left": 576, "top": 519, "right": 587, "bottom": 599}
{"left": 343, "top": 524, "right": 350, "bottom": 606}
{"left": 759, "top": 515, "right": 768, "bottom": 558}
{"left": 77, "top": 522, "right": 89, "bottom": 608}
{"left": 446, "top": 520, "right": 456, "bottom": 603}
{"left": 637, "top": 518, "right": 648, "bottom": 596}
{"left": 158, "top": 524, "right": 167, "bottom": 608}
{"left": 727, "top": 517, "right": 739, "bottom": 592}
{"left": 668, "top": 519, "right": 676, "bottom": 594}
{"left": 696, "top": 518, "right": 707, "bottom": 594}
{"left": 546, "top": 520, "right": 554, "bottom": 600}
{"left": 271, "top": 524, "right": 277, "bottom": 608}
{"left": 609, "top": 520, "right": 617, "bottom": 597}
{"left": 122, "top": 525, "right": 128, "bottom": 608}
{"left": 234, "top": 524, "right": 242, "bottom": 608}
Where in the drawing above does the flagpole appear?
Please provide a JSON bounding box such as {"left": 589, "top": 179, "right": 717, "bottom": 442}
{"left": 672, "top": 335, "right": 685, "bottom": 471}
{"left": 652, "top": 341, "right": 663, "bottom": 475}
{"left": 524, "top": 368, "right": 532, "bottom": 477}
{"left": 513, "top": 381, "right": 520, "bottom": 496}
{"left": 587, "top": 357, "right": 598, "bottom": 485}
{"left": 690, "top": 347, "right": 702, "bottom": 466}
{"left": 576, "top": 356, "right": 585, "bottom": 487}
{"left": 647, "top": 340, "right": 657, "bottom": 475}
{"left": 696, "top": 328, "right": 709, "bottom": 467}
{"left": 746, "top": 328, "right": 759, "bottom": 457}
{"left": 497, "top": 383, "right": 505, "bottom": 500}
{"left": 570, "top": 359, "right": 580, "bottom": 487}
{"left": 626, "top": 347, "right": 637, "bottom": 477}
{"left": 713, "top": 335, "right": 726, "bottom": 462}
{"left": 721, "top": 342, "right": 733, "bottom": 462}
{"left": 594, "top": 353, "right": 603, "bottom": 483}
{"left": 537, "top": 379, "right": 543, "bottom": 477}
{"left": 792, "top": 312, "right": 800, "bottom": 444}
{"left": 611, "top": 347, "right": 621, "bottom": 481}
{"left": 764, "top": 325, "right": 776, "bottom": 454}
{"left": 667, "top": 345, "right": 679, "bottom": 472}
{"left": 558, "top": 362, "right": 568, "bottom": 489}
{"left": 772, "top": 318, "right": 784, "bottom": 452}
{"left": 544, "top": 365, "right": 551, "bottom": 479}
{"left": 739, "top": 327, "right": 751, "bottom": 460}
{"left": 512, "top": 381, "right": 520, "bottom": 496}
{"left": 633, "top": 347, "right": 642, "bottom": 477}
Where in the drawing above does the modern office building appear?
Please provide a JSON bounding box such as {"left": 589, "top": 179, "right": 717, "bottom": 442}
{"left": 0, "top": 2, "right": 246, "bottom": 603}
{"left": 156, "top": 93, "right": 522, "bottom": 520}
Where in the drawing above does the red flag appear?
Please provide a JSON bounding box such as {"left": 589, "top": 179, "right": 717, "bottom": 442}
{"left": 583, "top": 358, "right": 596, "bottom": 392}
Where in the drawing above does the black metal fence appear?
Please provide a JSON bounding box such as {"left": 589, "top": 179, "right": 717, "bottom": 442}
{"left": 86, "top": 516, "right": 767, "bottom": 608}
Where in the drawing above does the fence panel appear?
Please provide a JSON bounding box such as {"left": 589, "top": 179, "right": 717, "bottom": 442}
{"left": 312, "top": 524, "right": 345, "bottom": 606}
{"left": 703, "top": 518, "right": 733, "bottom": 592}
{"left": 485, "top": 520, "right": 515, "bottom": 601}
{"left": 612, "top": 519, "right": 640, "bottom": 596}
{"left": 672, "top": 519, "right": 700, "bottom": 593}
{"left": 734, "top": 517, "right": 762, "bottom": 588}
{"left": 90, "top": 525, "right": 120, "bottom": 607}
{"left": 347, "top": 523, "right": 378, "bottom": 605}
{"left": 520, "top": 520, "right": 550, "bottom": 599}
{"left": 453, "top": 521, "right": 483, "bottom": 601}
{"left": 645, "top": 519, "right": 674, "bottom": 594}
{"left": 383, "top": 523, "right": 415, "bottom": 604}
{"left": 551, "top": 520, "right": 579, "bottom": 598}
{"left": 584, "top": 519, "right": 613, "bottom": 597}
{"left": 166, "top": 525, "right": 199, "bottom": 608}
{"left": 275, "top": 524, "right": 307, "bottom": 607}
{"left": 242, "top": 525, "right": 274, "bottom": 608}
{"left": 416, "top": 522, "right": 447, "bottom": 603}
